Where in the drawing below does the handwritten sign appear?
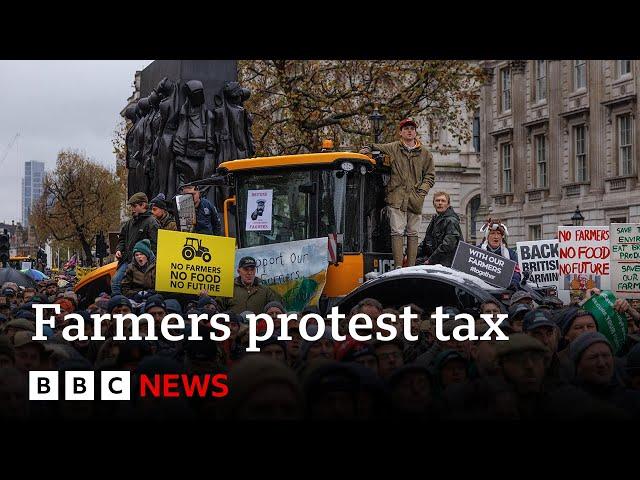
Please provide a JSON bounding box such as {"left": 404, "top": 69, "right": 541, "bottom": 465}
{"left": 235, "top": 238, "right": 328, "bottom": 311}
{"left": 557, "top": 226, "right": 610, "bottom": 303}
{"left": 610, "top": 223, "right": 640, "bottom": 298}
{"left": 451, "top": 241, "right": 517, "bottom": 288}
{"left": 516, "top": 239, "right": 559, "bottom": 287}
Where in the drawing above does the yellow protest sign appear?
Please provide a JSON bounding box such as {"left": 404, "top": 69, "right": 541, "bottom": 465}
{"left": 155, "top": 230, "right": 236, "bottom": 297}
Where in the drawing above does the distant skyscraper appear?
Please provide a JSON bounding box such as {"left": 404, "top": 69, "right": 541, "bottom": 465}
{"left": 22, "top": 161, "right": 45, "bottom": 227}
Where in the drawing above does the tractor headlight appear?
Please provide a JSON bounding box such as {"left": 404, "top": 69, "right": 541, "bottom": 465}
{"left": 340, "top": 161, "right": 354, "bottom": 172}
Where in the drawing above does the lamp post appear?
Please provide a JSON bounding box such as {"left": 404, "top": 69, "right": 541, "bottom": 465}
{"left": 571, "top": 206, "right": 585, "bottom": 226}
{"left": 369, "top": 108, "right": 385, "bottom": 144}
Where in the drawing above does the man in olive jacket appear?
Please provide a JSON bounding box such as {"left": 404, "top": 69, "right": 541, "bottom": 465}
{"left": 417, "top": 191, "right": 463, "bottom": 267}
{"left": 361, "top": 117, "right": 435, "bottom": 268}
{"left": 111, "top": 192, "right": 159, "bottom": 295}
{"left": 218, "top": 256, "right": 282, "bottom": 315}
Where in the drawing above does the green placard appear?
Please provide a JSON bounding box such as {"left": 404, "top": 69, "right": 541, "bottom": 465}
{"left": 582, "top": 290, "right": 628, "bottom": 354}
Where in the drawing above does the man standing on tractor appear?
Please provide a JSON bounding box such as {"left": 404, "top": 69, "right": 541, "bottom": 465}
{"left": 360, "top": 117, "right": 435, "bottom": 269}
{"left": 180, "top": 185, "right": 223, "bottom": 236}
{"left": 111, "top": 192, "right": 159, "bottom": 296}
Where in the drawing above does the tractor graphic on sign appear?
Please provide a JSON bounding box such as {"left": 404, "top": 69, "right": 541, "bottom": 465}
{"left": 182, "top": 237, "right": 212, "bottom": 263}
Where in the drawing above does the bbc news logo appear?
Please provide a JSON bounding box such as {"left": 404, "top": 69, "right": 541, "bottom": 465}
{"left": 29, "top": 372, "right": 229, "bottom": 400}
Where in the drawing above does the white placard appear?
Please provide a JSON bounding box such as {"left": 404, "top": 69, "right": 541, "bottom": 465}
{"left": 246, "top": 189, "right": 273, "bottom": 231}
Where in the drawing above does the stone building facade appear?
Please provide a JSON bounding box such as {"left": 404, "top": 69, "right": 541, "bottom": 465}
{"left": 478, "top": 60, "right": 640, "bottom": 243}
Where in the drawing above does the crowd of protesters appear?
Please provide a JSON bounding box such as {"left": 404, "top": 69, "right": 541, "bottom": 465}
{"left": 1, "top": 187, "right": 640, "bottom": 420}
{"left": 1, "top": 257, "right": 640, "bottom": 420}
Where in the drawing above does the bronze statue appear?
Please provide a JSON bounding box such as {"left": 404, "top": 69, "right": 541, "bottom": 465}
{"left": 209, "top": 93, "right": 233, "bottom": 168}
{"left": 124, "top": 104, "right": 139, "bottom": 199}
{"left": 173, "top": 80, "right": 212, "bottom": 187}
{"left": 155, "top": 77, "right": 181, "bottom": 201}
{"left": 223, "top": 81, "right": 255, "bottom": 160}
{"left": 147, "top": 90, "right": 162, "bottom": 197}
{"left": 132, "top": 97, "right": 151, "bottom": 195}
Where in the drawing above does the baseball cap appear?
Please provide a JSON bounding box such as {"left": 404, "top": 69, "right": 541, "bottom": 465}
{"left": 238, "top": 256, "right": 257, "bottom": 268}
{"left": 508, "top": 303, "right": 531, "bottom": 321}
{"left": 509, "top": 290, "right": 533, "bottom": 305}
{"left": 127, "top": 192, "right": 148, "bottom": 205}
{"left": 523, "top": 309, "right": 556, "bottom": 332}
{"left": 399, "top": 117, "right": 417, "bottom": 129}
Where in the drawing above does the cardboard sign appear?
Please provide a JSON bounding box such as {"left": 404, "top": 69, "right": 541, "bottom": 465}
{"left": 557, "top": 226, "right": 610, "bottom": 303}
{"left": 235, "top": 238, "right": 328, "bottom": 311}
{"left": 155, "top": 230, "right": 236, "bottom": 297}
{"left": 610, "top": 223, "right": 640, "bottom": 299}
{"left": 582, "top": 290, "right": 628, "bottom": 354}
{"left": 21, "top": 261, "right": 31, "bottom": 270}
{"left": 176, "top": 194, "right": 196, "bottom": 232}
{"left": 516, "top": 239, "right": 559, "bottom": 287}
{"left": 246, "top": 189, "right": 273, "bottom": 231}
{"left": 451, "top": 241, "right": 517, "bottom": 288}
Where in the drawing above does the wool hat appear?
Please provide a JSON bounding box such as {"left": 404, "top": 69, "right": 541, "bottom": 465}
{"left": 107, "top": 295, "right": 132, "bottom": 313}
{"left": 133, "top": 239, "right": 152, "bottom": 260}
{"left": 569, "top": 332, "right": 612, "bottom": 366}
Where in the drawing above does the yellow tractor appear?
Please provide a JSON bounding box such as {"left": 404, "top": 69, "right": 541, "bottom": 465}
{"left": 76, "top": 150, "right": 506, "bottom": 314}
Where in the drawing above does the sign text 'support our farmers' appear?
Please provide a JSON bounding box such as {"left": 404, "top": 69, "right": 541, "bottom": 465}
{"left": 235, "top": 237, "right": 328, "bottom": 311}
{"left": 610, "top": 223, "right": 640, "bottom": 298}
{"left": 516, "top": 239, "right": 559, "bottom": 287}
{"left": 451, "top": 241, "right": 516, "bottom": 289}
{"left": 155, "top": 230, "right": 236, "bottom": 297}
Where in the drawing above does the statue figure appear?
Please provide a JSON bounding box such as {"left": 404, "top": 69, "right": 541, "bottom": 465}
{"left": 209, "top": 93, "right": 233, "bottom": 168}
{"left": 124, "top": 103, "right": 139, "bottom": 199}
{"left": 132, "top": 97, "right": 151, "bottom": 196}
{"left": 155, "top": 77, "right": 181, "bottom": 201}
{"left": 147, "top": 90, "right": 162, "bottom": 197}
{"left": 223, "top": 81, "right": 255, "bottom": 160}
{"left": 173, "top": 80, "right": 213, "bottom": 187}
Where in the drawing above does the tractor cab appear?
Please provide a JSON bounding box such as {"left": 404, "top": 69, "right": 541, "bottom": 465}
{"left": 211, "top": 152, "right": 393, "bottom": 301}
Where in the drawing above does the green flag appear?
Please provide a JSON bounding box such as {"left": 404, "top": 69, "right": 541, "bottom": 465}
{"left": 582, "top": 290, "right": 628, "bottom": 354}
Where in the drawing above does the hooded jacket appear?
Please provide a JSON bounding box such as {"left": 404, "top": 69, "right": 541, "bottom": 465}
{"left": 121, "top": 260, "right": 157, "bottom": 298}
{"left": 372, "top": 140, "right": 435, "bottom": 214}
{"left": 417, "top": 206, "right": 463, "bottom": 266}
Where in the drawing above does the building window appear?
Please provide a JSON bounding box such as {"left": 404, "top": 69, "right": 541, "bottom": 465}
{"left": 534, "top": 60, "right": 547, "bottom": 102}
{"left": 500, "top": 68, "right": 511, "bottom": 112}
{"left": 617, "top": 60, "right": 632, "bottom": 78}
{"left": 466, "top": 194, "right": 481, "bottom": 245}
{"left": 610, "top": 216, "right": 627, "bottom": 224}
{"left": 529, "top": 224, "right": 542, "bottom": 240}
{"left": 574, "top": 60, "right": 586, "bottom": 90}
{"left": 501, "top": 143, "right": 512, "bottom": 193}
{"left": 535, "top": 134, "right": 547, "bottom": 187}
{"left": 618, "top": 114, "right": 633, "bottom": 176}
{"left": 574, "top": 125, "right": 588, "bottom": 182}
{"left": 472, "top": 112, "right": 480, "bottom": 152}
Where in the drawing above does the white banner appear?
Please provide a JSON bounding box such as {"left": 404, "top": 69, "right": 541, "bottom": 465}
{"left": 557, "top": 226, "right": 610, "bottom": 303}
{"left": 610, "top": 223, "right": 640, "bottom": 299}
{"left": 516, "top": 239, "right": 559, "bottom": 287}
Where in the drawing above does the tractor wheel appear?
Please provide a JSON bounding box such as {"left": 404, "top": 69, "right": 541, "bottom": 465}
{"left": 182, "top": 247, "right": 195, "bottom": 260}
{"left": 202, "top": 252, "right": 211, "bottom": 263}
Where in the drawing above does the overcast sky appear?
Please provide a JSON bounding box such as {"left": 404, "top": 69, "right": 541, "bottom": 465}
{"left": 0, "top": 60, "right": 153, "bottom": 224}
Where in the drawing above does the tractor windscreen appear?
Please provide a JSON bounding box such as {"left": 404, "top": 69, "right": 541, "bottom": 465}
{"left": 237, "top": 171, "right": 313, "bottom": 247}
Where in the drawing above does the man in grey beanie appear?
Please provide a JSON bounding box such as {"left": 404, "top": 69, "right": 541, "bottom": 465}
{"left": 571, "top": 332, "right": 640, "bottom": 417}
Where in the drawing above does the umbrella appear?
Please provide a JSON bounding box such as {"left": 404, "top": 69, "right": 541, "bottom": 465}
{"left": 21, "top": 268, "right": 49, "bottom": 281}
{"left": 0, "top": 268, "right": 37, "bottom": 288}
